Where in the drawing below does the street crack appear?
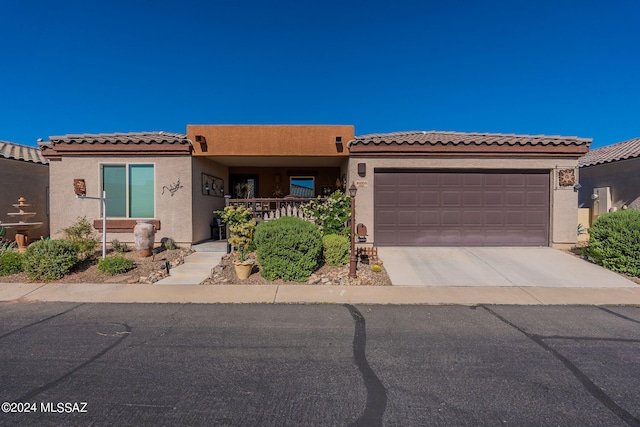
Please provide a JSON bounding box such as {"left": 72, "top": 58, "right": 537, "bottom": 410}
{"left": 344, "top": 304, "right": 387, "bottom": 427}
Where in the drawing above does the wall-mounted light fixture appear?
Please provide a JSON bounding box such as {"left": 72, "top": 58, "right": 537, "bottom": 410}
{"left": 357, "top": 163, "right": 366, "bottom": 177}
{"left": 335, "top": 136, "right": 343, "bottom": 153}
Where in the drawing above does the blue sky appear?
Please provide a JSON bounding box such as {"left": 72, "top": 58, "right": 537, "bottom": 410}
{"left": 2, "top": 0, "right": 639, "bottom": 148}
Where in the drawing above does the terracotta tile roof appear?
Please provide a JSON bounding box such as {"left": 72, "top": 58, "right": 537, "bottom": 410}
{"left": 40, "top": 131, "right": 192, "bottom": 158}
{"left": 579, "top": 137, "right": 640, "bottom": 167}
{"left": 45, "top": 131, "right": 190, "bottom": 145}
{"left": 349, "top": 130, "right": 591, "bottom": 147}
{"left": 0, "top": 140, "right": 48, "bottom": 164}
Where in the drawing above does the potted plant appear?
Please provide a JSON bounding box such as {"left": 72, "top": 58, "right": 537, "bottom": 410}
{"left": 233, "top": 244, "right": 254, "bottom": 280}
{"left": 216, "top": 206, "right": 257, "bottom": 279}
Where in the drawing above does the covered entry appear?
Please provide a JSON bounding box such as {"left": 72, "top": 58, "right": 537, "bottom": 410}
{"left": 374, "top": 170, "right": 550, "bottom": 246}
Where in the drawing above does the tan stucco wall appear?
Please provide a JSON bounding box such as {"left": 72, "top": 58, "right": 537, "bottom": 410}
{"left": 0, "top": 158, "right": 49, "bottom": 240}
{"left": 347, "top": 156, "right": 580, "bottom": 247}
{"left": 578, "top": 157, "right": 640, "bottom": 210}
{"left": 48, "top": 155, "right": 194, "bottom": 245}
{"left": 191, "top": 157, "right": 228, "bottom": 243}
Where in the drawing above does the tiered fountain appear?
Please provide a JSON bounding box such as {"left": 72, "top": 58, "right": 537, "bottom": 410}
{"left": 0, "top": 197, "right": 43, "bottom": 252}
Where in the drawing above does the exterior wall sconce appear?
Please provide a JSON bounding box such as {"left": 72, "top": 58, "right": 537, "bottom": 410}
{"left": 195, "top": 135, "right": 207, "bottom": 152}
{"left": 335, "top": 136, "right": 343, "bottom": 153}
{"left": 357, "top": 163, "right": 366, "bottom": 177}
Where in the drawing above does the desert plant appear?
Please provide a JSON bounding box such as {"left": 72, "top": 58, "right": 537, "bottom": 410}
{"left": 98, "top": 255, "right": 134, "bottom": 275}
{"left": 215, "top": 206, "right": 256, "bottom": 251}
{"left": 371, "top": 264, "right": 382, "bottom": 273}
{"left": 0, "top": 237, "right": 17, "bottom": 256}
{"left": 301, "top": 190, "right": 351, "bottom": 236}
{"left": 63, "top": 216, "right": 99, "bottom": 258}
{"left": 163, "top": 237, "right": 177, "bottom": 250}
{"left": 111, "top": 239, "right": 129, "bottom": 253}
{"left": 322, "top": 234, "right": 350, "bottom": 266}
{"left": 582, "top": 210, "right": 640, "bottom": 276}
{"left": 0, "top": 251, "right": 23, "bottom": 276}
{"left": 22, "top": 239, "right": 80, "bottom": 281}
{"left": 254, "top": 216, "right": 322, "bottom": 281}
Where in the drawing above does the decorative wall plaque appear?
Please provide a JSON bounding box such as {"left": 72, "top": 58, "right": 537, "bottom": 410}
{"left": 558, "top": 169, "right": 576, "bottom": 186}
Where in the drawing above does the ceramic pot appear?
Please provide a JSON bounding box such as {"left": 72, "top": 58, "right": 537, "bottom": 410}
{"left": 233, "top": 260, "right": 254, "bottom": 280}
{"left": 134, "top": 221, "right": 155, "bottom": 257}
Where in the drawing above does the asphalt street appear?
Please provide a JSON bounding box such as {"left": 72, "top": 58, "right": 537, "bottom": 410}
{"left": 0, "top": 303, "right": 639, "bottom": 426}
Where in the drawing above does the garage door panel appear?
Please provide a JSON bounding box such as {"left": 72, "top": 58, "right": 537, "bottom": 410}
{"left": 375, "top": 171, "right": 550, "bottom": 246}
{"left": 397, "top": 191, "right": 418, "bottom": 206}
{"left": 420, "top": 191, "right": 439, "bottom": 205}
{"left": 463, "top": 191, "right": 483, "bottom": 205}
{"left": 485, "top": 192, "right": 503, "bottom": 205}
{"left": 442, "top": 191, "right": 462, "bottom": 206}
{"left": 526, "top": 191, "right": 547, "bottom": 206}
{"left": 441, "top": 211, "right": 461, "bottom": 225}
{"left": 420, "top": 211, "right": 440, "bottom": 225}
{"left": 397, "top": 211, "right": 418, "bottom": 226}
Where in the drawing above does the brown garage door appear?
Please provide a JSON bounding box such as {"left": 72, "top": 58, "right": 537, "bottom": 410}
{"left": 374, "top": 170, "right": 550, "bottom": 246}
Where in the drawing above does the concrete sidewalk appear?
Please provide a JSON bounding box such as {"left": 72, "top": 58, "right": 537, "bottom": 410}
{"left": 1, "top": 282, "right": 640, "bottom": 305}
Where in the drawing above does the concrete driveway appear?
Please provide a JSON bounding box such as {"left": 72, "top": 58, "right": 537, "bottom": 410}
{"left": 377, "top": 247, "right": 638, "bottom": 288}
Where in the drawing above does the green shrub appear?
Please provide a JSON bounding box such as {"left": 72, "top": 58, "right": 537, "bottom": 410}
{"left": 98, "top": 255, "right": 134, "bottom": 275}
{"left": 63, "top": 216, "right": 99, "bottom": 258}
{"left": 23, "top": 239, "right": 80, "bottom": 281}
{"left": 582, "top": 210, "right": 640, "bottom": 277}
{"left": 323, "top": 234, "right": 350, "bottom": 266}
{"left": 0, "top": 252, "right": 23, "bottom": 276}
{"left": 301, "top": 190, "right": 352, "bottom": 236}
{"left": 371, "top": 264, "right": 382, "bottom": 273}
{"left": 254, "top": 216, "right": 322, "bottom": 281}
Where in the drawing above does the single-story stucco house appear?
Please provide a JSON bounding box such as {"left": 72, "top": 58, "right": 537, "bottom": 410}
{"left": 0, "top": 140, "right": 49, "bottom": 240}
{"left": 40, "top": 126, "right": 590, "bottom": 249}
{"left": 578, "top": 137, "right": 640, "bottom": 221}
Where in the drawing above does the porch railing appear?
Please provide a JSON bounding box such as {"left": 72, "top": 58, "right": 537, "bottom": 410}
{"left": 227, "top": 197, "right": 326, "bottom": 221}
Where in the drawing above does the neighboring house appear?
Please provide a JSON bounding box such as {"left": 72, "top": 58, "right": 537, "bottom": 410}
{"left": 348, "top": 131, "right": 590, "bottom": 248}
{"left": 0, "top": 140, "right": 49, "bottom": 240}
{"left": 578, "top": 137, "right": 640, "bottom": 219}
{"left": 40, "top": 126, "right": 591, "bottom": 249}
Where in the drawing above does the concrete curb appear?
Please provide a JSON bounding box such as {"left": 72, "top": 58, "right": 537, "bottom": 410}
{"left": 1, "top": 282, "right": 640, "bottom": 305}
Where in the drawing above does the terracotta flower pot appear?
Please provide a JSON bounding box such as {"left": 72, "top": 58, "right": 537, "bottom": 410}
{"left": 233, "top": 260, "right": 254, "bottom": 280}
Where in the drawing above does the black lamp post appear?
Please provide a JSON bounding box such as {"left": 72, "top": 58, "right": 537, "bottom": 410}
{"left": 348, "top": 182, "right": 358, "bottom": 278}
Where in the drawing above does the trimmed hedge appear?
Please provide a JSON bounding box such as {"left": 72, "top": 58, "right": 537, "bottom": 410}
{"left": 98, "top": 255, "right": 134, "bottom": 275}
{"left": 254, "top": 216, "right": 322, "bottom": 281}
{"left": 582, "top": 210, "right": 640, "bottom": 277}
{"left": 0, "top": 251, "right": 23, "bottom": 276}
{"left": 322, "top": 234, "right": 350, "bottom": 266}
{"left": 23, "top": 239, "right": 80, "bottom": 281}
